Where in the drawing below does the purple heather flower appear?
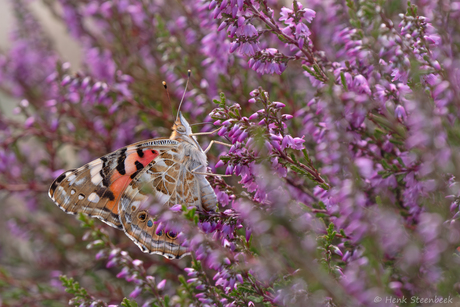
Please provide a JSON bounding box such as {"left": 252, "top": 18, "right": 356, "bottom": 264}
{"left": 184, "top": 268, "right": 197, "bottom": 277}
{"left": 218, "top": 21, "right": 227, "bottom": 31}
{"left": 280, "top": 7, "right": 294, "bottom": 23}
{"left": 95, "top": 251, "right": 105, "bottom": 260}
{"left": 196, "top": 284, "right": 206, "bottom": 290}
{"left": 116, "top": 267, "right": 129, "bottom": 279}
{"left": 132, "top": 259, "right": 143, "bottom": 266}
{"left": 157, "top": 279, "right": 166, "bottom": 290}
{"left": 129, "top": 286, "right": 142, "bottom": 298}
{"left": 229, "top": 42, "right": 239, "bottom": 53}
{"left": 24, "top": 117, "right": 35, "bottom": 128}
{"left": 272, "top": 101, "right": 285, "bottom": 108}
{"left": 281, "top": 135, "right": 305, "bottom": 150}
{"left": 61, "top": 75, "right": 71, "bottom": 86}
{"left": 106, "top": 259, "right": 117, "bottom": 268}
{"left": 238, "top": 42, "right": 258, "bottom": 56}
{"left": 355, "top": 157, "right": 374, "bottom": 179}
{"left": 236, "top": 24, "right": 258, "bottom": 37}
{"left": 302, "top": 8, "right": 316, "bottom": 23}
{"left": 271, "top": 140, "right": 282, "bottom": 151}
{"left": 170, "top": 204, "right": 182, "bottom": 212}
{"left": 237, "top": 130, "right": 249, "bottom": 142}
{"left": 155, "top": 222, "right": 165, "bottom": 235}
{"left": 295, "top": 22, "right": 311, "bottom": 37}
{"left": 209, "top": 0, "right": 217, "bottom": 10}
{"left": 394, "top": 105, "right": 407, "bottom": 120}
{"left": 215, "top": 160, "right": 225, "bottom": 168}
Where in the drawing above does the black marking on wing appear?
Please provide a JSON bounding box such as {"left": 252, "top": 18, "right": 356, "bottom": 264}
{"left": 130, "top": 161, "right": 145, "bottom": 179}
{"left": 100, "top": 156, "right": 111, "bottom": 187}
{"left": 95, "top": 186, "right": 115, "bottom": 201}
{"left": 130, "top": 224, "right": 178, "bottom": 247}
{"left": 135, "top": 161, "right": 143, "bottom": 170}
{"left": 50, "top": 172, "right": 68, "bottom": 195}
{"left": 100, "top": 207, "right": 122, "bottom": 225}
{"left": 55, "top": 173, "right": 66, "bottom": 183}
{"left": 116, "top": 148, "right": 127, "bottom": 175}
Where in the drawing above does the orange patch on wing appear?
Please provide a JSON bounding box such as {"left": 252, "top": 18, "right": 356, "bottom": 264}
{"left": 125, "top": 149, "right": 159, "bottom": 173}
{"left": 105, "top": 175, "right": 131, "bottom": 215}
{"left": 105, "top": 149, "right": 159, "bottom": 215}
{"left": 140, "top": 149, "right": 159, "bottom": 165}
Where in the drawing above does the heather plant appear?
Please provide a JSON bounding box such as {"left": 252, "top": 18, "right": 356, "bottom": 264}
{"left": 1, "top": 0, "right": 460, "bottom": 306}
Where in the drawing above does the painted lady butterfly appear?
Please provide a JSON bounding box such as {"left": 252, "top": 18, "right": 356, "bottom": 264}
{"left": 49, "top": 93, "right": 229, "bottom": 259}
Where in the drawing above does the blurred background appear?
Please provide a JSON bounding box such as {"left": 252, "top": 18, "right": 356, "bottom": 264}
{"left": 0, "top": 0, "right": 81, "bottom": 114}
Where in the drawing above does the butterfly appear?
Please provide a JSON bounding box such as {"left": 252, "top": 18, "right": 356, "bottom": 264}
{"left": 49, "top": 104, "right": 229, "bottom": 259}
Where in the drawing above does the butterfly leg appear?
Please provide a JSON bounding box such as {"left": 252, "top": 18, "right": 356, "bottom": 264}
{"left": 191, "top": 165, "right": 232, "bottom": 177}
{"left": 193, "top": 171, "right": 232, "bottom": 177}
{"left": 203, "top": 140, "right": 232, "bottom": 154}
{"left": 189, "top": 127, "right": 232, "bottom": 152}
{"left": 190, "top": 127, "right": 223, "bottom": 136}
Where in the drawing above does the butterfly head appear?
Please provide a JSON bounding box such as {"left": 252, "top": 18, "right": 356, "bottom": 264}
{"left": 173, "top": 112, "right": 193, "bottom": 135}
{"left": 171, "top": 112, "right": 199, "bottom": 146}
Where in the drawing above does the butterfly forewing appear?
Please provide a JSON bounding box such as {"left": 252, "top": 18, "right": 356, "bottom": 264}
{"left": 49, "top": 139, "right": 176, "bottom": 229}
{"left": 49, "top": 163, "right": 122, "bottom": 228}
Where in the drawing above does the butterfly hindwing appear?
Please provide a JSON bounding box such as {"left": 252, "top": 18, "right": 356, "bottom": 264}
{"left": 48, "top": 139, "right": 175, "bottom": 229}
{"left": 118, "top": 147, "right": 203, "bottom": 259}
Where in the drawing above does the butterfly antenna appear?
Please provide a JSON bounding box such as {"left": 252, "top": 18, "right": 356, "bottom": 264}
{"left": 176, "top": 70, "right": 191, "bottom": 121}
{"left": 162, "top": 81, "right": 173, "bottom": 116}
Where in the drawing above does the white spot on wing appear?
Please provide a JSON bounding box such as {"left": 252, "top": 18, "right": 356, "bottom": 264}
{"left": 78, "top": 194, "right": 84, "bottom": 200}
{"left": 75, "top": 178, "right": 86, "bottom": 186}
{"left": 88, "top": 192, "right": 100, "bottom": 203}
{"left": 67, "top": 174, "right": 76, "bottom": 182}
{"left": 131, "top": 200, "right": 141, "bottom": 211}
{"left": 90, "top": 159, "right": 103, "bottom": 177}
{"left": 91, "top": 173, "right": 103, "bottom": 185}
{"left": 89, "top": 158, "right": 102, "bottom": 166}
{"left": 156, "top": 160, "right": 167, "bottom": 168}
{"left": 57, "top": 186, "right": 66, "bottom": 196}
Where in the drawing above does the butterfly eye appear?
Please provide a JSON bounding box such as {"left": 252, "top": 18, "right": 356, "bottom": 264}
{"left": 137, "top": 211, "right": 148, "bottom": 222}
{"left": 177, "top": 125, "right": 186, "bottom": 133}
{"left": 166, "top": 231, "right": 177, "bottom": 239}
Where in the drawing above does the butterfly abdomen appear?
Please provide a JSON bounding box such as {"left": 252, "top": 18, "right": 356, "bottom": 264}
{"left": 198, "top": 176, "right": 218, "bottom": 211}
